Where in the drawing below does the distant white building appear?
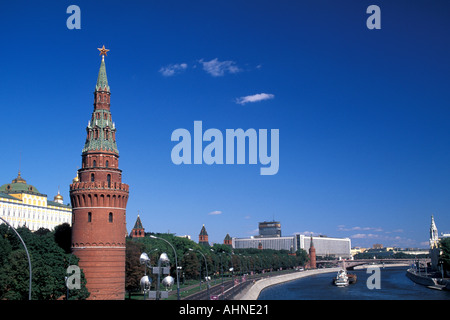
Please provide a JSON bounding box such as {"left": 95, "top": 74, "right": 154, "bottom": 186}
{"left": 295, "top": 234, "right": 351, "bottom": 259}
{"left": 233, "top": 236, "right": 296, "bottom": 251}
{"left": 232, "top": 232, "right": 351, "bottom": 259}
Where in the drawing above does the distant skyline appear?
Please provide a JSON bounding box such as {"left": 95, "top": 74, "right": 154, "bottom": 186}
{"left": 1, "top": 1, "right": 450, "bottom": 248}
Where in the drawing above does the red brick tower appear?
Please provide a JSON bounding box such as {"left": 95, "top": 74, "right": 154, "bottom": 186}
{"left": 308, "top": 235, "right": 316, "bottom": 269}
{"left": 258, "top": 241, "right": 263, "bottom": 250}
{"left": 199, "top": 224, "right": 209, "bottom": 247}
{"left": 130, "top": 214, "right": 145, "bottom": 238}
{"left": 70, "top": 46, "right": 129, "bottom": 300}
{"left": 223, "top": 233, "right": 232, "bottom": 247}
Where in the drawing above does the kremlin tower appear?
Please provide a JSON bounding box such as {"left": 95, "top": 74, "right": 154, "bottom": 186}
{"left": 130, "top": 214, "right": 145, "bottom": 238}
{"left": 223, "top": 233, "right": 232, "bottom": 247}
{"left": 308, "top": 236, "right": 316, "bottom": 269}
{"left": 199, "top": 224, "right": 210, "bottom": 247}
{"left": 70, "top": 46, "right": 129, "bottom": 300}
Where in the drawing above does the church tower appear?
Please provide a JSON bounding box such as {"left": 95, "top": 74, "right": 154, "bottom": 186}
{"left": 70, "top": 46, "right": 129, "bottom": 300}
{"left": 429, "top": 215, "right": 440, "bottom": 271}
{"left": 430, "top": 214, "right": 439, "bottom": 249}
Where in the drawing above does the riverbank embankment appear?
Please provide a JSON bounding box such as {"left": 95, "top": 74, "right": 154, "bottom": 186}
{"left": 406, "top": 268, "right": 450, "bottom": 290}
{"left": 236, "top": 267, "right": 341, "bottom": 300}
{"left": 237, "top": 263, "right": 411, "bottom": 300}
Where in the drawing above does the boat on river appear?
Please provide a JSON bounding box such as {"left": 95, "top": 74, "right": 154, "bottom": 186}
{"left": 334, "top": 269, "right": 349, "bottom": 287}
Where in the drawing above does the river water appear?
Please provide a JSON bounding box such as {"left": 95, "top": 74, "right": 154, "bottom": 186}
{"left": 258, "top": 267, "right": 450, "bottom": 300}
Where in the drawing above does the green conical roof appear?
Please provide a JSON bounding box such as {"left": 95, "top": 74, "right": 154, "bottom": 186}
{"left": 133, "top": 215, "right": 144, "bottom": 229}
{"left": 200, "top": 224, "right": 208, "bottom": 236}
{"left": 82, "top": 56, "right": 118, "bottom": 154}
{"left": 96, "top": 57, "right": 110, "bottom": 92}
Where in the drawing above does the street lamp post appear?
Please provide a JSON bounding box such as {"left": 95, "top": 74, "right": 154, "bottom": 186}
{"left": 228, "top": 252, "right": 236, "bottom": 297}
{"left": 189, "top": 248, "right": 210, "bottom": 300}
{"left": 139, "top": 251, "right": 172, "bottom": 300}
{"left": 149, "top": 235, "right": 181, "bottom": 300}
{"left": 211, "top": 248, "right": 226, "bottom": 299}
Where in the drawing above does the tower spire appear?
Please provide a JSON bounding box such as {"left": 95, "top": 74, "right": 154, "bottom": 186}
{"left": 96, "top": 46, "right": 110, "bottom": 92}
{"left": 83, "top": 47, "right": 118, "bottom": 154}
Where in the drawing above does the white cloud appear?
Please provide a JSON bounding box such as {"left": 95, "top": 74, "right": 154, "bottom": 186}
{"left": 351, "top": 233, "right": 379, "bottom": 239}
{"left": 208, "top": 210, "right": 222, "bottom": 215}
{"left": 199, "top": 58, "right": 241, "bottom": 77}
{"left": 236, "top": 93, "right": 275, "bottom": 105}
{"left": 337, "top": 225, "right": 383, "bottom": 232}
{"left": 159, "top": 63, "right": 188, "bottom": 77}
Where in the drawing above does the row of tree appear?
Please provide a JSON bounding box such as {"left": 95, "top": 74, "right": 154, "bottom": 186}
{"left": 125, "top": 232, "right": 309, "bottom": 294}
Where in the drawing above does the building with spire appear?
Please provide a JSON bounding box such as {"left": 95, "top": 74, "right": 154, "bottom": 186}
{"left": 429, "top": 215, "right": 440, "bottom": 271}
{"left": 430, "top": 215, "right": 439, "bottom": 249}
{"left": 130, "top": 214, "right": 145, "bottom": 238}
{"left": 199, "top": 224, "right": 209, "bottom": 247}
{"left": 0, "top": 171, "right": 72, "bottom": 231}
{"left": 70, "top": 46, "right": 129, "bottom": 300}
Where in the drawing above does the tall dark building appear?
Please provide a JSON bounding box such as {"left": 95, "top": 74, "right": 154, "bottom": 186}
{"left": 258, "top": 221, "right": 281, "bottom": 238}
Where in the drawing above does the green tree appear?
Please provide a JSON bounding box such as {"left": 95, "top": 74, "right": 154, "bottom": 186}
{"left": 440, "top": 237, "right": 450, "bottom": 276}
{"left": 125, "top": 240, "right": 146, "bottom": 297}
{"left": 296, "top": 248, "right": 309, "bottom": 266}
{"left": 54, "top": 223, "right": 72, "bottom": 253}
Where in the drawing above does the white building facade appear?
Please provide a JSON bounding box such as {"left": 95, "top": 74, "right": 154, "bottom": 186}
{"left": 0, "top": 172, "right": 72, "bottom": 231}
{"left": 232, "top": 233, "right": 351, "bottom": 259}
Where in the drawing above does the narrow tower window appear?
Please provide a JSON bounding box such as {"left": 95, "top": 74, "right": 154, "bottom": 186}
{"left": 105, "top": 160, "right": 109, "bottom": 168}
{"left": 91, "top": 173, "right": 95, "bottom": 182}
{"left": 88, "top": 212, "right": 92, "bottom": 222}
{"left": 107, "top": 174, "right": 111, "bottom": 188}
{"left": 93, "top": 160, "right": 97, "bottom": 167}
{"left": 109, "top": 212, "right": 113, "bottom": 223}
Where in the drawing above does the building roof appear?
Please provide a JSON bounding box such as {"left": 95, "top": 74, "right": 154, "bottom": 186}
{"left": 96, "top": 56, "right": 110, "bottom": 92}
{"left": 82, "top": 56, "right": 119, "bottom": 155}
{"left": 0, "top": 192, "right": 20, "bottom": 200}
{"left": 47, "top": 200, "right": 71, "bottom": 209}
{"left": 200, "top": 224, "right": 208, "bottom": 236}
{"left": 0, "top": 172, "right": 44, "bottom": 196}
{"left": 133, "top": 215, "right": 144, "bottom": 229}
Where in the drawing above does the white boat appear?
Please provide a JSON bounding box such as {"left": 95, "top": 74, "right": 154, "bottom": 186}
{"left": 334, "top": 269, "right": 349, "bottom": 287}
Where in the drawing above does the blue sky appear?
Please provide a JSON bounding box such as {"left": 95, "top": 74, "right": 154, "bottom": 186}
{"left": 1, "top": 0, "right": 449, "bottom": 248}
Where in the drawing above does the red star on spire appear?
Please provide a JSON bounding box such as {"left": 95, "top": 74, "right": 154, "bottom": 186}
{"left": 97, "top": 45, "right": 110, "bottom": 57}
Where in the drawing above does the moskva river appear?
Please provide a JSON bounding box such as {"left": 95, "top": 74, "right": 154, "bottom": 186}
{"left": 258, "top": 267, "right": 450, "bottom": 300}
